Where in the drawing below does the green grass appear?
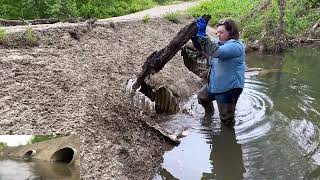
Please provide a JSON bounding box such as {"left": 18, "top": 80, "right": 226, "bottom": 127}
{"left": 23, "top": 27, "right": 38, "bottom": 46}
{"left": 0, "top": 28, "right": 6, "bottom": 44}
{"left": 285, "top": 0, "right": 319, "bottom": 37}
{"left": 0, "top": 0, "right": 193, "bottom": 20}
{"left": 164, "top": 12, "right": 182, "bottom": 23}
{"left": 187, "top": 0, "right": 319, "bottom": 43}
{"left": 143, "top": 15, "right": 151, "bottom": 23}
{"left": 187, "top": 0, "right": 261, "bottom": 26}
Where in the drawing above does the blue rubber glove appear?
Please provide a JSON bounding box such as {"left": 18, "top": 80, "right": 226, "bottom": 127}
{"left": 196, "top": 17, "right": 208, "bottom": 39}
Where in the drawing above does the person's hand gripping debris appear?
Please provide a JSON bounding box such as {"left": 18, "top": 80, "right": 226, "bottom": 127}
{"left": 191, "top": 14, "right": 211, "bottom": 59}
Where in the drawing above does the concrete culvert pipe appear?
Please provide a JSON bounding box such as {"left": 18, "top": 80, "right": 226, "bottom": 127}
{"left": 50, "top": 147, "right": 75, "bottom": 164}
{"left": 23, "top": 150, "right": 36, "bottom": 160}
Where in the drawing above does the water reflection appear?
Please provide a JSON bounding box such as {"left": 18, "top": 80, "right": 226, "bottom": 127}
{"left": 155, "top": 48, "right": 320, "bottom": 179}
{"left": 157, "top": 167, "right": 179, "bottom": 180}
{"left": 0, "top": 159, "right": 80, "bottom": 180}
{"left": 246, "top": 48, "right": 320, "bottom": 120}
{"left": 201, "top": 121, "right": 245, "bottom": 180}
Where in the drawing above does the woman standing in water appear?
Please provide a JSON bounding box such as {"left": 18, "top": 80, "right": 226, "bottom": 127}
{"left": 194, "top": 18, "right": 246, "bottom": 126}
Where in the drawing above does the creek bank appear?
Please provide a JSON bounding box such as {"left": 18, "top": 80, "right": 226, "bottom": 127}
{"left": 245, "top": 31, "right": 320, "bottom": 53}
{"left": 0, "top": 14, "right": 315, "bottom": 179}
{"left": 0, "top": 17, "right": 204, "bottom": 179}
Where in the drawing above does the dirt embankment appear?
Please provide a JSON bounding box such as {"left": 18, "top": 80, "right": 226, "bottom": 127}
{"left": 0, "top": 17, "right": 202, "bottom": 179}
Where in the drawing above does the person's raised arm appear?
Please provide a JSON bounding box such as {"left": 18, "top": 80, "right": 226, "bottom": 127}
{"left": 210, "top": 41, "right": 244, "bottom": 59}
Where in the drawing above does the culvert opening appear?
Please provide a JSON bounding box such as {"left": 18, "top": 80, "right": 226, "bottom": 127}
{"left": 23, "top": 150, "right": 35, "bottom": 160}
{"left": 127, "top": 79, "right": 179, "bottom": 114}
{"left": 138, "top": 82, "right": 179, "bottom": 114}
{"left": 50, "top": 147, "right": 75, "bottom": 164}
{"left": 154, "top": 86, "right": 179, "bottom": 114}
{"left": 139, "top": 82, "right": 155, "bottom": 101}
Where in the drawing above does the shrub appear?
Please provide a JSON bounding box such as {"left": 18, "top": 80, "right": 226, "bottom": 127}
{"left": 48, "top": 0, "right": 79, "bottom": 20}
{"left": 79, "top": 3, "right": 98, "bottom": 19}
{"left": 0, "top": 28, "right": 7, "bottom": 44}
{"left": 143, "top": 15, "right": 151, "bottom": 23}
{"left": 164, "top": 12, "right": 181, "bottom": 23}
{"left": 0, "top": 0, "right": 181, "bottom": 20}
{"left": 23, "top": 27, "right": 38, "bottom": 46}
{"left": 154, "top": 0, "right": 174, "bottom": 5}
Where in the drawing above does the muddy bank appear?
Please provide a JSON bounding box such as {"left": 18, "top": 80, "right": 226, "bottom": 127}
{"left": 245, "top": 30, "right": 320, "bottom": 53}
{"left": 0, "top": 17, "right": 203, "bottom": 179}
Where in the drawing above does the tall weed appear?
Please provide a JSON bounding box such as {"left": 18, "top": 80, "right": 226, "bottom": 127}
{"left": 23, "top": 27, "right": 38, "bottom": 46}
{"left": 164, "top": 12, "right": 182, "bottom": 23}
{"left": 0, "top": 28, "right": 7, "bottom": 44}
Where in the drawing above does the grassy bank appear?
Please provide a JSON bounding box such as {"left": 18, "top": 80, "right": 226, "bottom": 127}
{"left": 187, "top": 0, "right": 319, "bottom": 52}
{"left": 0, "top": 0, "right": 193, "bottom": 20}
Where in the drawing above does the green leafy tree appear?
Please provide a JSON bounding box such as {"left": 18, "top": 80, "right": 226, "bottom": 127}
{"left": 48, "top": 0, "right": 79, "bottom": 19}
{"left": 0, "top": 0, "right": 22, "bottom": 19}
{"left": 79, "top": 2, "right": 98, "bottom": 18}
{"left": 20, "top": 0, "right": 50, "bottom": 19}
{"left": 0, "top": 0, "right": 177, "bottom": 20}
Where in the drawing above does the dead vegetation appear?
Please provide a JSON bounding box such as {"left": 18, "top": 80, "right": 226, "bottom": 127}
{"left": 0, "top": 17, "right": 201, "bottom": 179}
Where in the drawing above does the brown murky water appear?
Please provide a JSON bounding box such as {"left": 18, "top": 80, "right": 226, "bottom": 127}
{"left": 0, "top": 159, "right": 80, "bottom": 180}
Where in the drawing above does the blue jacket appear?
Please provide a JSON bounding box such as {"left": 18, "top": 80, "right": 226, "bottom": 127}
{"left": 208, "top": 39, "right": 246, "bottom": 94}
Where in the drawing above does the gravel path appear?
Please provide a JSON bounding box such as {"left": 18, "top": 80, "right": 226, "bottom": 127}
{"left": 100, "top": 1, "right": 203, "bottom": 22}
{"left": 4, "top": 1, "right": 202, "bottom": 34}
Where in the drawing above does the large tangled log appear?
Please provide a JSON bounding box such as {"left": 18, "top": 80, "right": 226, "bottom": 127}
{"left": 132, "top": 20, "right": 198, "bottom": 92}
{"left": 0, "top": 18, "right": 59, "bottom": 26}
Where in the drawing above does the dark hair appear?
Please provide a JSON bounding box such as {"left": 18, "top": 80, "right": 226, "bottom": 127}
{"left": 217, "top": 19, "right": 239, "bottom": 40}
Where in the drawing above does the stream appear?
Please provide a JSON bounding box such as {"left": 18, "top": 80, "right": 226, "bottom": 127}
{"left": 154, "top": 48, "right": 320, "bottom": 179}
{"left": 0, "top": 159, "right": 80, "bottom": 180}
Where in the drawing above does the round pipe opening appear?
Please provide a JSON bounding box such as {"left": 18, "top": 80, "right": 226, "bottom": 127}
{"left": 23, "top": 150, "right": 36, "bottom": 160}
{"left": 50, "top": 147, "right": 75, "bottom": 164}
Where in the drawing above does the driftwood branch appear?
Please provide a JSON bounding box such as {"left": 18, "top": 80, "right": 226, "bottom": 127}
{"left": 289, "top": 38, "right": 320, "bottom": 43}
{"left": 0, "top": 18, "right": 59, "bottom": 26}
{"left": 241, "top": 0, "right": 271, "bottom": 22}
{"left": 18, "top": 17, "right": 32, "bottom": 26}
{"left": 312, "top": 19, "right": 320, "bottom": 31}
{"left": 0, "top": 19, "right": 25, "bottom": 26}
{"left": 30, "top": 18, "right": 59, "bottom": 25}
{"left": 132, "top": 20, "right": 198, "bottom": 92}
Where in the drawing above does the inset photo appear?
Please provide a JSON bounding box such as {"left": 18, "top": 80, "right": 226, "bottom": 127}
{"left": 0, "top": 134, "right": 80, "bottom": 180}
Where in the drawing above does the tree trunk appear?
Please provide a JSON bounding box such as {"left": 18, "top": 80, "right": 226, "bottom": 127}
{"left": 0, "top": 19, "right": 25, "bottom": 26}
{"left": 312, "top": 19, "right": 320, "bottom": 31}
{"left": 0, "top": 18, "right": 59, "bottom": 26}
{"left": 278, "top": 0, "right": 286, "bottom": 35}
{"left": 275, "top": 0, "right": 286, "bottom": 53}
{"left": 132, "top": 20, "right": 198, "bottom": 92}
{"left": 28, "top": 18, "right": 59, "bottom": 25}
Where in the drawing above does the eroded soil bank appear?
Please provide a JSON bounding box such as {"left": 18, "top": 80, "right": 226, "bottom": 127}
{"left": 0, "top": 17, "right": 203, "bottom": 179}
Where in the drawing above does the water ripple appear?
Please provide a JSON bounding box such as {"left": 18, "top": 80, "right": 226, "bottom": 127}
{"left": 235, "top": 79, "right": 274, "bottom": 143}
{"left": 288, "top": 119, "right": 320, "bottom": 166}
